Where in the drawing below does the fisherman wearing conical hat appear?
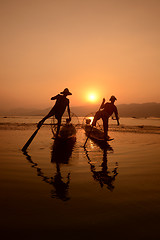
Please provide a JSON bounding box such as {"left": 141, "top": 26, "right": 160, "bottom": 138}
{"left": 37, "top": 88, "right": 72, "bottom": 135}
{"left": 92, "top": 96, "right": 120, "bottom": 141}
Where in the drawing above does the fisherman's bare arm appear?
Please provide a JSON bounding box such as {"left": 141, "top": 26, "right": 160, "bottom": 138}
{"left": 51, "top": 94, "right": 59, "bottom": 100}
{"left": 114, "top": 107, "right": 120, "bottom": 125}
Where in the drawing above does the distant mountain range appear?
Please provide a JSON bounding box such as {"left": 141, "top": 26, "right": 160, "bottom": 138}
{"left": 0, "top": 102, "right": 160, "bottom": 118}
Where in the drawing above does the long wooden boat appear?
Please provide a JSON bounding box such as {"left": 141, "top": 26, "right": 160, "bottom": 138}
{"left": 53, "top": 122, "right": 76, "bottom": 142}
{"left": 84, "top": 124, "right": 114, "bottom": 147}
{"left": 51, "top": 122, "right": 76, "bottom": 163}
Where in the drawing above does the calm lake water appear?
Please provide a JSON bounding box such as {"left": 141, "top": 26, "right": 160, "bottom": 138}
{"left": 1, "top": 115, "right": 160, "bottom": 126}
{"left": 0, "top": 116, "right": 160, "bottom": 239}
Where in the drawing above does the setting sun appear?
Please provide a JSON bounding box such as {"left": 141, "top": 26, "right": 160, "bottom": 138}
{"left": 88, "top": 93, "right": 97, "bottom": 103}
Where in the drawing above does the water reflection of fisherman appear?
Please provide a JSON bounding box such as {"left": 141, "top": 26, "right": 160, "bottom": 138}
{"left": 23, "top": 137, "right": 75, "bottom": 201}
{"left": 50, "top": 138, "right": 76, "bottom": 201}
{"left": 84, "top": 145, "right": 118, "bottom": 191}
{"left": 37, "top": 88, "right": 72, "bottom": 137}
{"left": 50, "top": 163, "right": 70, "bottom": 201}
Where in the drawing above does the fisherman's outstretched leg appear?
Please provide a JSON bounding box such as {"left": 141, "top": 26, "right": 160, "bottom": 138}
{"left": 92, "top": 111, "right": 102, "bottom": 126}
{"left": 37, "top": 108, "right": 55, "bottom": 129}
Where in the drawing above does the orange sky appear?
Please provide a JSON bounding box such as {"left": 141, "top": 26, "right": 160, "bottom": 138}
{"left": 0, "top": 0, "right": 160, "bottom": 110}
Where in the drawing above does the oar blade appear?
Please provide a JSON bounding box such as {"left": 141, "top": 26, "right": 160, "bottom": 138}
{"left": 22, "top": 128, "right": 39, "bottom": 152}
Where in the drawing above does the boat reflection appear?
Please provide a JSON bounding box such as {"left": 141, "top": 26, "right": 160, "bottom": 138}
{"left": 84, "top": 144, "right": 118, "bottom": 191}
{"left": 51, "top": 137, "right": 76, "bottom": 164}
{"left": 23, "top": 137, "right": 76, "bottom": 201}
{"left": 50, "top": 137, "right": 76, "bottom": 201}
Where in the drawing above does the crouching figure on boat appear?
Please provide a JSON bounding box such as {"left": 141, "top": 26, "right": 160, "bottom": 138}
{"left": 92, "top": 95, "right": 120, "bottom": 141}
{"left": 37, "top": 88, "right": 72, "bottom": 137}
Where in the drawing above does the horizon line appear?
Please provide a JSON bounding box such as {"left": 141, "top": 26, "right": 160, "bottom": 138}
{"left": 0, "top": 101, "right": 160, "bottom": 111}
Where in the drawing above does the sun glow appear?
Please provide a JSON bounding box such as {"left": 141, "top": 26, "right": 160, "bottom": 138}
{"left": 88, "top": 93, "right": 97, "bottom": 103}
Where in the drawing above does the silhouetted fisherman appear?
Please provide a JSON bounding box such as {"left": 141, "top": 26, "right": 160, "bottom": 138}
{"left": 92, "top": 95, "right": 120, "bottom": 140}
{"left": 37, "top": 88, "right": 72, "bottom": 136}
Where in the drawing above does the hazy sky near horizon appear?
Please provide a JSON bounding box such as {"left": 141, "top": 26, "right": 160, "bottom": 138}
{"left": 1, "top": 0, "right": 160, "bottom": 110}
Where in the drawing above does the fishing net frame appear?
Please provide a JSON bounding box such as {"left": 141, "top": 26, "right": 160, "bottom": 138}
{"left": 82, "top": 112, "right": 103, "bottom": 131}
{"left": 50, "top": 111, "right": 80, "bottom": 137}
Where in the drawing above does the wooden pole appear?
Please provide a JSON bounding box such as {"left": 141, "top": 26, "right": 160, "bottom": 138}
{"left": 22, "top": 127, "right": 40, "bottom": 152}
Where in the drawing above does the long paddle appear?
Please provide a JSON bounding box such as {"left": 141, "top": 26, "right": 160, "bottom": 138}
{"left": 22, "top": 127, "right": 41, "bottom": 152}
{"left": 83, "top": 100, "right": 104, "bottom": 148}
{"left": 21, "top": 122, "right": 63, "bottom": 152}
